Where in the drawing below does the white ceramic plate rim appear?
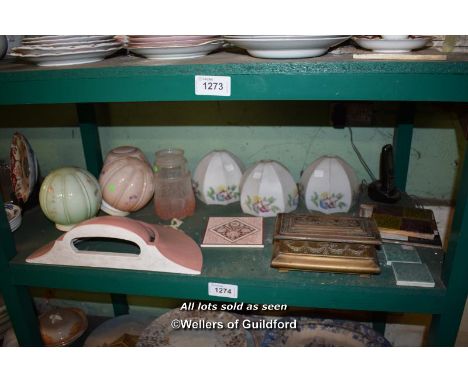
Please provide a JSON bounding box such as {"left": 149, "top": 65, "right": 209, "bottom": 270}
{"left": 10, "top": 46, "right": 121, "bottom": 58}
{"left": 23, "top": 35, "right": 114, "bottom": 42}
{"left": 16, "top": 41, "right": 120, "bottom": 51}
{"left": 352, "top": 37, "right": 429, "bottom": 51}
{"left": 129, "top": 40, "right": 223, "bottom": 50}
{"left": 226, "top": 36, "right": 351, "bottom": 42}
{"left": 128, "top": 39, "right": 222, "bottom": 48}
{"left": 225, "top": 35, "right": 349, "bottom": 39}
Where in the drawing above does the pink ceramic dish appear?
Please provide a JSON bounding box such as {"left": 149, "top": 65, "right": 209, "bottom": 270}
{"left": 99, "top": 157, "right": 154, "bottom": 216}
{"left": 27, "top": 215, "right": 203, "bottom": 275}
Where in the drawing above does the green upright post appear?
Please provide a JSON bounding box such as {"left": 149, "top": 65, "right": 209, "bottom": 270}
{"left": 76, "top": 103, "right": 129, "bottom": 317}
{"left": 0, "top": 197, "right": 42, "bottom": 346}
{"left": 393, "top": 103, "right": 415, "bottom": 192}
{"left": 371, "top": 312, "right": 387, "bottom": 336}
{"left": 110, "top": 293, "right": 129, "bottom": 316}
{"left": 76, "top": 103, "right": 103, "bottom": 178}
{"left": 428, "top": 145, "right": 468, "bottom": 346}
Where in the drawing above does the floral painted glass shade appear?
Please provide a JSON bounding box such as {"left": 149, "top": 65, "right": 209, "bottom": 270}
{"left": 299, "top": 155, "right": 359, "bottom": 214}
{"left": 99, "top": 157, "right": 154, "bottom": 216}
{"left": 39, "top": 167, "right": 102, "bottom": 231}
{"left": 193, "top": 150, "right": 245, "bottom": 205}
{"left": 240, "top": 160, "right": 298, "bottom": 217}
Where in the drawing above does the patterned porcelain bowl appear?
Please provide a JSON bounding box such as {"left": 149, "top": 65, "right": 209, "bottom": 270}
{"left": 39, "top": 167, "right": 102, "bottom": 231}
{"left": 137, "top": 309, "right": 248, "bottom": 347}
{"left": 261, "top": 317, "right": 391, "bottom": 347}
{"left": 10, "top": 132, "right": 39, "bottom": 203}
{"left": 99, "top": 157, "right": 154, "bottom": 216}
{"left": 240, "top": 160, "right": 298, "bottom": 217}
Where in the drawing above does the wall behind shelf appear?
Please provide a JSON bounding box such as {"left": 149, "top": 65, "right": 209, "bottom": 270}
{"left": 0, "top": 101, "right": 464, "bottom": 201}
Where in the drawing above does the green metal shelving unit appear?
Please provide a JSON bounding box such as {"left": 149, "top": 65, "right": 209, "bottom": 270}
{"left": 1, "top": 52, "right": 468, "bottom": 346}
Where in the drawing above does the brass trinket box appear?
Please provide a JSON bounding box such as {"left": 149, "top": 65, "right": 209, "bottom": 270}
{"left": 271, "top": 213, "right": 382, "bottom": 274}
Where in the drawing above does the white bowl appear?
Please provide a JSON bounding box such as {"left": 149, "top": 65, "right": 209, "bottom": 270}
{"left": 225, "top": 36, "right": 350, "bottom": 59}
{"left": 381, "top": 35, "right": 409, "bottom": 40}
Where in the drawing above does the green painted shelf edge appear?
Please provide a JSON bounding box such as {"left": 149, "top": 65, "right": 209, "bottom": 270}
{"left": 1, "top": 53, "right": 468, "bottom": 104}
{"left": 9, "top": 202, "right": 447, "bottom": 314}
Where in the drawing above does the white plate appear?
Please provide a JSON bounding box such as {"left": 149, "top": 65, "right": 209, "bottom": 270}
{"left": 128, "top": 35, "right": 218, "bottom": 43}
{"left": 13, "top": 41, "right": 122, "bottom": 55}
{"left": 128, "top": 38, "right": 222, "bottom": 48}
{"left": 137, "top": 310, "right": 248, "bottom": 347}
{"left": 225, "top": 35, "right": 347, "bottom": 39}
{"left": 10, "top": 46, "right": 121, "bottom": 66}
{"left": 21, "top": 39, "right": 117, "bottom": 49}
{"left": 225, "top": 36, "right": 350, "bottom": 58}
{"left": 353, "top": 37, "right": 429, "bottom": 53}
{"left": 129, "top": 41, "right": 223, "bottom": 60}
{"left": 22, "top": 35, "right": 114, "bottom": 44}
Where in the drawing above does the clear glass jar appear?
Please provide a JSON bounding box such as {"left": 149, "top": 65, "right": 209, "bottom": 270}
{"left": 153, "top": 149, "right": 195, "bottom": 220}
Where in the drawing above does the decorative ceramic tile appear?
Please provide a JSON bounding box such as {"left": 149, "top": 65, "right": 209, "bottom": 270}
{"left": 392, "top": 262, "right": 435, "bottom": 288}
{"left": 201, "top": 217, "right": 263, "bottom": 248}
{"left": 382, "top": 243, "right": 421, "bottom": 265}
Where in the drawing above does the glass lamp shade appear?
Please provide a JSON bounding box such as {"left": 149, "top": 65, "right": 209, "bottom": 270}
{"left": 103, "top": 146, "right": 148, "bottom": 166}
{"left": 193, "top": 150, "right": 245, "bottom": 205}
{"left": 299, "top": 155, "right": 359, "bottom": 214}
{"left": 99, "top": 157, "right": 154, "bottom": 216}
{"left": 240, "top": 160, "right": 298, "bottom": 217}
{"left": 39, "top": 167, "right": 102, "bottom": 231}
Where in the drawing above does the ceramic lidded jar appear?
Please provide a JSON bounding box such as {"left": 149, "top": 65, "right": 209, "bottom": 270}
{"left": 240, "top": 160, "right": 298, "bottom": 217}
{"left": 300, "top": 155, "right": 359, "bottom": 214}
{"left": 99, "top": 157, "right": 154, "bottom": 216}
{"left": 39, "top": 307, "right": 88, "bottom": 346}
{"left": 39, "top": 167, "right": 102, "bottom": 231}
{"left": 103, "top": 146, "right": 148, "bottom": 165}
{"left": 193, "top": 150, "right": 245, "bottom": 205}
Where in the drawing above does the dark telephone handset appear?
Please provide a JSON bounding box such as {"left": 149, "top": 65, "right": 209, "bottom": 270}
{"left": 368, "top": 144, "right": 401, "bottom": 203}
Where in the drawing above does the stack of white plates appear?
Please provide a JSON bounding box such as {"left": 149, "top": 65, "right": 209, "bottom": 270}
{"left": 224, "top": 35, "right": 351, "bottom": 59}
{"left": 0, "top": 296, "right": 12, "bottom": 342}
{"left": 127, "top": 35, "right": 224, "bottom": 60}
{"left": 4, "top": 203, "right": 21, "bottom": 232}
{"left": 9, "top": 35, "right": 123, "bottom": 66}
